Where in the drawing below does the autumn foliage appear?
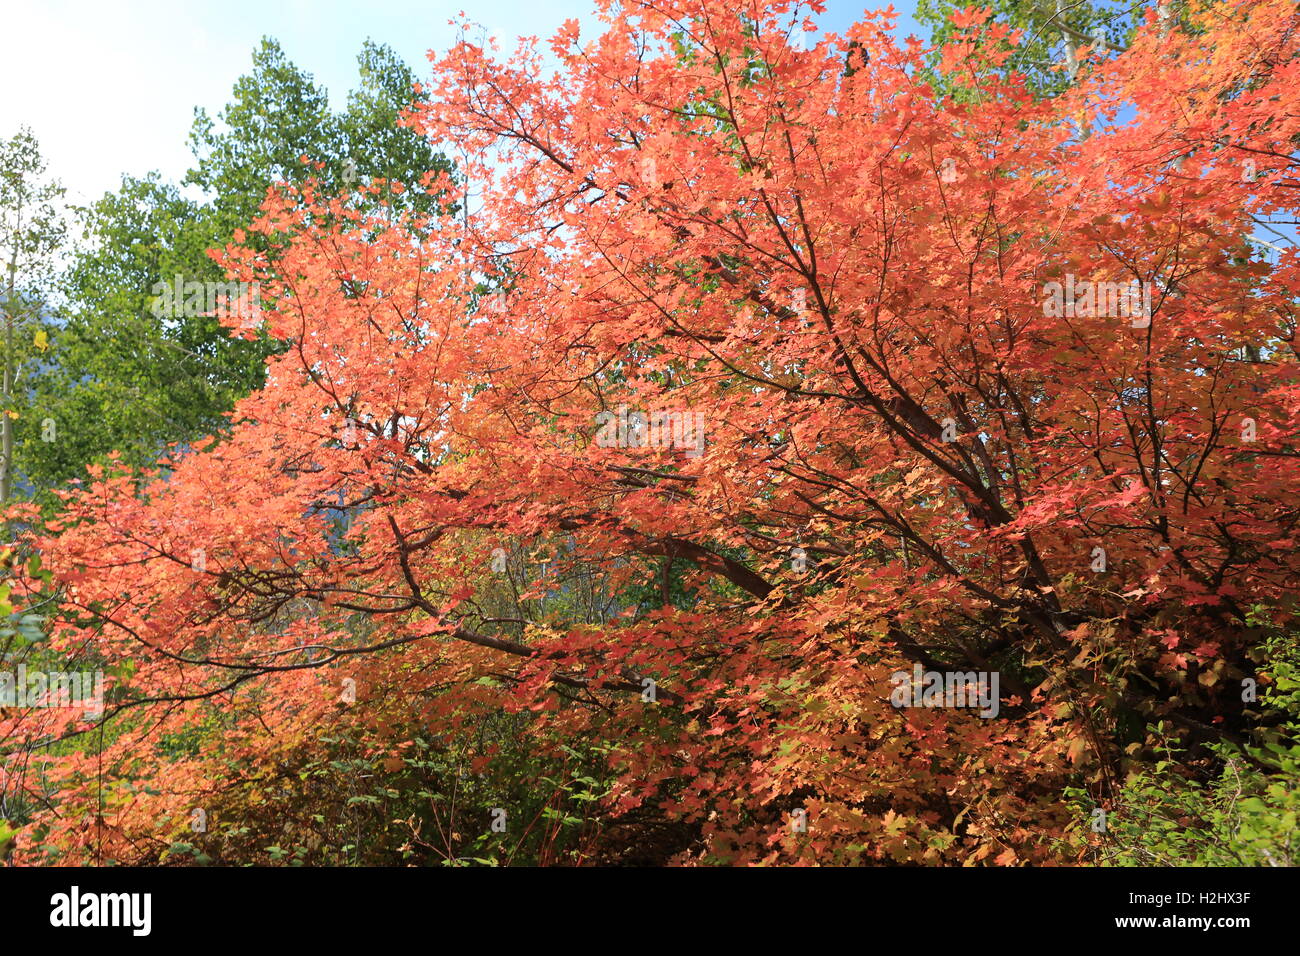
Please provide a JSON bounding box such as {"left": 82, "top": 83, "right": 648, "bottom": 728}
{"left": 3, "top": 0, "right": 1299, "bottom": 865}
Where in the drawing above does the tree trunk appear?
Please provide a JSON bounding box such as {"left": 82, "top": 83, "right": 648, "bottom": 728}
{"left": 1, "top": 256, "right": 15, "bottom": 503}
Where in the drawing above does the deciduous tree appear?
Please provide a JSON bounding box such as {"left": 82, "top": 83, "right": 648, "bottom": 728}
{"left": 5, "top": 0, "right": 1298, "bottom": 865}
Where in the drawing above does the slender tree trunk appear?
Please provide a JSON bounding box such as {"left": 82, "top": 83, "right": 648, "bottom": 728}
{"left": 2, "top": 256, "right": 14, "bottom": 503}
{"left": 1057, "top": 0, "right": 1091, "bottom": 140}
{"left": 1058, "top": 0, "right": 1079, "bottom": 84}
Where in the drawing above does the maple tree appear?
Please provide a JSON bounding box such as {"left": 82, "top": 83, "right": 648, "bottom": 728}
{"left": 2, "top": 0, "right": 1298, "bottom": 865}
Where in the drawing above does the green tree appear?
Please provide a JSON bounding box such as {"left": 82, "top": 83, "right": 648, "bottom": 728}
{"left": 19, "top": 38, "right": 454, "bottom": 496}
{"left": 21, "top": 174, "right": 270, "bottom": 490}
{"left": 914, "top": 0, "right": 1155, "bottom": 99}
{"left": 186, "top": 37, "right": 341, "bottom": 243}
{"left": 187, "top": 38, "right": 450, "bottom": 236}
{"left": 0, "top": 128, "right": 64, "bottom": 503}
{"left": 338, "top": 39, "right": 453, "bottom": 224}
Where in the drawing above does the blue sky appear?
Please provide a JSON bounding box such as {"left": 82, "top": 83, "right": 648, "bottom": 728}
{"left": 3, "top": 0, "right": 924, "bottom": 207}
